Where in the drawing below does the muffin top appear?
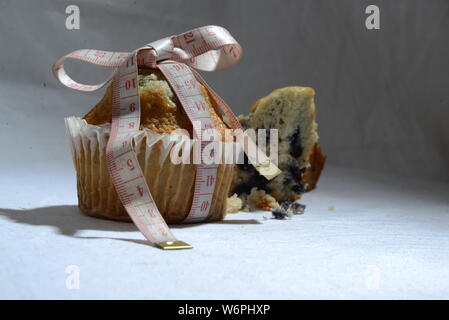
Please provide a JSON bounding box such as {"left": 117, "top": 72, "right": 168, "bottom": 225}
{"left": 83, "top": 68, "right": 228, "bottom": 138}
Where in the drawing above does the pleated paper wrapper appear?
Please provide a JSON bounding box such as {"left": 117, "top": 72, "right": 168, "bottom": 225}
{"left": 65, "top": 116, "right": 234, "bottom": 224}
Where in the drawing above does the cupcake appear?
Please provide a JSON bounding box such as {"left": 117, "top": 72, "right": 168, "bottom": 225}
{"left": 230, "top": 86, "right": 326, "bottom": 211}
{"left": 66, "top": 68, "right": 234, "bottom": 223}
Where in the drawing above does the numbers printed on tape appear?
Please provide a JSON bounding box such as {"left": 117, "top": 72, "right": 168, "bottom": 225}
{"left": 158, "top": 61, "right": 220, "bottom": 222}
{"left": 184, "top": 32, "right": 196, "bottom": 44}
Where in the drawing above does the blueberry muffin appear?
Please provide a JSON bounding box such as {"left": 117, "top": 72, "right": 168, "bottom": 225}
{"left": 66, "top": 68, "right": 234, "bottom": 223}
{"left": 229, "top": 87, "right": 325, "bottom": 211}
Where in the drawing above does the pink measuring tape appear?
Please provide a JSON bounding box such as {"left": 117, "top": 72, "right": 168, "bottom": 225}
{"left": 53, "top": 26, "right": 280, "bottom": 250}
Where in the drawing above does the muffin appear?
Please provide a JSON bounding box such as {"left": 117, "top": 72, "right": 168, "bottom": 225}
{"left": 229, "top": 86, "right": 326, "bottom": 211}
{"left": 66, "top": 68, "right": 234, "bottom": 223}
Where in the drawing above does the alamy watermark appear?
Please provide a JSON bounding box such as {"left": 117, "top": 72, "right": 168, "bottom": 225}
{"left": 65, "top": 5, "right": 80, "bottom": 30}
{"left": 166, "top": 123, "right": 279, "bottom": 166}
{"left": 365, "top": 5, "right": 380, "bottom": 30}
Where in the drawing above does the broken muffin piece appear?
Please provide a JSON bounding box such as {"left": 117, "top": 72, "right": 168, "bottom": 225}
{"left": 230, "top": 86, "right": 326, "bottom": 211}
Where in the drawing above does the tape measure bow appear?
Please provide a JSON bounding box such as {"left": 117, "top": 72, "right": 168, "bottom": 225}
{"left": 53, "top": 25, "right": 280, "bottom": 250}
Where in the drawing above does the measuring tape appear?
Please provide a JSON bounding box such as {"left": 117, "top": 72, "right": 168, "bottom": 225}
{"left": 53, "top": 26, "right": 281, "bottom": 250}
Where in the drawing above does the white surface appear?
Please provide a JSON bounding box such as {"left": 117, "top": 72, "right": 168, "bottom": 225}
{"left": 1, "top": 164, "right": 449, "bottom": 299}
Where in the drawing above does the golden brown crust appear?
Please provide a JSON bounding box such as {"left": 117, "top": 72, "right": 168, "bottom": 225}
{"left": 83, "top": 68, "right": 228, "bottom": 139}
{"left": 255, "top": 197, "right": 278, "bottom": 211}
{"left": 302, "top": 143, "right": 326, "bottom": 191}
{"left": 250, "top": 87, "right": 316, "bottom": 112}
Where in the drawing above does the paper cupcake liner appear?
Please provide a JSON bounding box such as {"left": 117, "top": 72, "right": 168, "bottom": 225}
{"left": 65, "top": 117, "right": 234, "bottom": 224}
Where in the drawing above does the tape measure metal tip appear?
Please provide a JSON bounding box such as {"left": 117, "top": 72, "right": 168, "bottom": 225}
{"left": 156, "top": 240, "right": 193, "bottom": 250}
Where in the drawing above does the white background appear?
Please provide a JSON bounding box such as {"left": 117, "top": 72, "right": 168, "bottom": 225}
{"left": 0, "top": 0, "right": 448, "bottom": 299}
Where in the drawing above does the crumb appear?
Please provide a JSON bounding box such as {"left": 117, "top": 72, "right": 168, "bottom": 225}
{"left": 279, "top": 199, "right": 306, "bottom": 215}
{"left": 289, "top": 201, "right": 306, "bottom": 215}
{"left": 328, "top": 205, "right": 335, "bottom": 211}
{"left": 280, "top": 199, "right": 292, "bottom": 210}
{"left": 246, "top": 188, "right": 279, "bottom": 211}
{"left": 271, "top": 207, "right": 289, "bottom": 220}
{"left": 226, "top": 194, "right": 242, "bottom": 213}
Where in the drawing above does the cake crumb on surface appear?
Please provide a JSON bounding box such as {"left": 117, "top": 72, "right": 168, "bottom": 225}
{"left": 272, "top": 207, "right": 289, "bottom": 219}
{"left": 245, "top": 188, "right": 280, "bottom": 211}
{"left": 226, "top": 194, "right": 243, "bottom": 213}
